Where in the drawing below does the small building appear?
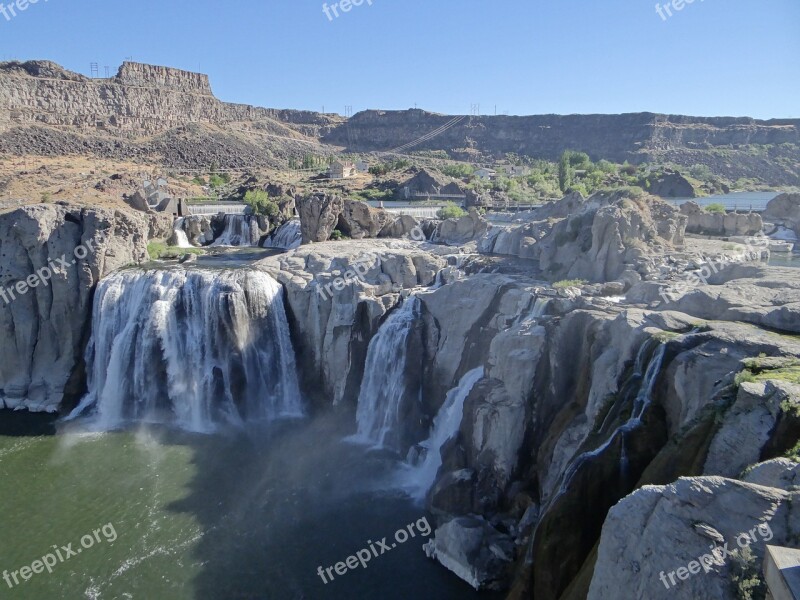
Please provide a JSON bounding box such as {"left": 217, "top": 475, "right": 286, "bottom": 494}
{"left": 329, "top": 160, "right": 357, "bottom": 179}
{"left": 355, "top": 161, "right": 369, "bottom": 173}
{"left": 474, "top": 168, "right": 497, "bottom": 181}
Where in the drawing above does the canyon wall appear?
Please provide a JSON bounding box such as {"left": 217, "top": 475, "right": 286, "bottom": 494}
{"left": 0, "top": 60, "right": 340, "bottom": 138}
{"left": 322, "top": 109, "right": 800, "bottom": 161}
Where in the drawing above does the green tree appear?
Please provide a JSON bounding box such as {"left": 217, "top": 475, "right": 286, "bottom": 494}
{"left": 244, "top": 190, "right": 280, "bottom": 218}
{"left": 437, "top": 204, "right": 467, "bottom": 219}
{"left": 558, "top": 151, "right": 574, "bottom": 193}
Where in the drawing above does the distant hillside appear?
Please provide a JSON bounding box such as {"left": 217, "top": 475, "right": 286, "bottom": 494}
{"left": 322, "top": 110, "right": 800, "bottom": 186}
{"left": 0, "top": 60, "right": 797, "bottom": 186}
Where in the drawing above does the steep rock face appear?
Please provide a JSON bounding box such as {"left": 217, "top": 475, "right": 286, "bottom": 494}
{"left": 0, "top": 60, "right": 338, "bottom": 137}
{"left": 681, "top": 201, "right": 763, "bottom": 236}
{"left": 297, "top": 193, "right": 343, "bottom": 244}
{"left": 588, "top": 472, "right": 799, "bottom": 600}
{"left": 323, "top": 110, "right": 800, "bottom": 163}
{"left": 257, "top": 240, "right": 446, "bottom": 407}
{"left": 0, "top": 204, "right": 152, "bottom": 412}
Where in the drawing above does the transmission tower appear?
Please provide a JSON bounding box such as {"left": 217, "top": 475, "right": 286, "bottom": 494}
{"left": 90, "top": 63, "right": 99, "bottom": 78}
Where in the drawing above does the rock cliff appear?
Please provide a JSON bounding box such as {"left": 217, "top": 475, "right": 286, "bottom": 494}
{"left": 0, "top": 204, "right": 156, "bottom": 412}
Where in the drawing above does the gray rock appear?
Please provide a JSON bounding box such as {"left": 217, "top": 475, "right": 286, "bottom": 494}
{"left": 0, "top": 204, "right": 152, "bottom": 412}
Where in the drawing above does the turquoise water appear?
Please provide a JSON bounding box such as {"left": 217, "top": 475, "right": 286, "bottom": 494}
{"left": 0, "top": 413, "right": 495, "bottom": 600}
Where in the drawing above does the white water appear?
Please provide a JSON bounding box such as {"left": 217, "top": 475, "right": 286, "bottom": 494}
{"left": 68, "top": 268, "right": 304, "bottom": 432}
{"left": 401, "top": 367, "right": 484, "bottom": 500}
{"left": 556, "top": 340, "right": 666, "bottom": 496}
{"left": 212, "top": 215, "right": 259, "bottom": 247}
{"left": 352, "top": 297, "right": 421, "bottom": 450}
{"left": 264, "top": 219, "right": 302, "bottom": 250}
{"left": 172, "top": 218, "right": 194, "bottom": 249}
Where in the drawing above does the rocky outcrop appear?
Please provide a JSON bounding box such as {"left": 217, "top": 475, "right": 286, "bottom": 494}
{"left": 297, "top": 193, "right": 422, "bottom": 244}
{"left": 763, "top": 192, "right": 800, "bottom": 239}
{"left": 680, "top": 201, "right": 763, "bottom": 236}
{"left": 0, "top": 204, "right": 153, "bottom": 412}
{"left": 297, "top": 192, "right": 344, "bottom": 244}
{"left": 433, "top": 208, "right": 489, "bottom": 246}
{"left": 496, "top": 191, "right": 686, "bottom": 283}
{"left": 337, "top": 200, "right": 392, "bottom": 239}
{"left": 644, "top": 169, "right": 697, "bottom": 198}
{"left": 257, "top": 240, "right": 447, "bottom": 407}
{"left": 588, "top": 470, "right": 799, "bottom": 600}
{"left": 399, "top": 168, "right": 464, "bottom": 198}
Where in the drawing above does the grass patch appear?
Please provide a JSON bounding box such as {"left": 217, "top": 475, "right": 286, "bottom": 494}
{"left": 735, "top": 357, "right": 800, "bottom": 388}
{"left": 147, "top": 241, "right": 204, "bottom": 260}
{"left": 552, "top": 279, "right": 588, "bottom": 289}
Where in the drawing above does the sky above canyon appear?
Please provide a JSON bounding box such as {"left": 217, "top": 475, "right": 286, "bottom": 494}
{"left": 0, "top": 0, "right": 798, "bottom": 119}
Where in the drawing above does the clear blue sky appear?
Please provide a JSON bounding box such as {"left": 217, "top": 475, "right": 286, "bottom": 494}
{"left": 1, "top": 0, "right": 798, "bottom": 118}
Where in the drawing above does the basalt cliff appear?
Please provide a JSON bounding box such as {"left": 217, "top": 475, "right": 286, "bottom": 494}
{"left": 1, "top": 60, "right": 798, "bottom": 185}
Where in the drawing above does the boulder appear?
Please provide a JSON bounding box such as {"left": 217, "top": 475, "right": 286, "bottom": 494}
{"left": 763, "top": 193, "right": 800, "bottom": 239}
{"left": 297, "top": 192, "right": 343, "bottom": 243}
{"left": 423, "top": 516, "right": 514, "bottom": 590}
{"left": 434, "top": 208, "right": 489, "bottom": 245}
{"left": 337, "top": 199, "right": 391, "bottom": 239}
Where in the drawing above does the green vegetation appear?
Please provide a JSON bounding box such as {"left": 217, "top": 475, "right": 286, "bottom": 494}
{"left": 730, "top": 546, "right": 767, "bottom": 600}
{"left": 40, "top": 192, "right": 52, "bottom": 203}
{"left": 705, "top": 203, "right": 727, "bottom": 214}
{"left": 243, "top": 190, "right": 280, "bottom": 218}
{"left": 441, "top": 164, "right": 474, "bottom": 178}
{"left": 147, "top": 241, "right": 204, "bottom": 261}
{"left": 208, "top": 173, "right": 230, "bottom": 189}
{"left": 436, "top": 204, "right": 467, "bottom": 220}
{"left": 350, "top": 188, "right": 395, "bottom": 202}
{"left": 735, "top": 357, "right": 800, "bottom": 388}
{"left": 369, "top": 159, "right": 412, "bottom": 176}
{"left": 552, "top": 279, "right": 588, "bottom": 289}
{"left": 329, "top": 230, "right": 348, "bottom": 241}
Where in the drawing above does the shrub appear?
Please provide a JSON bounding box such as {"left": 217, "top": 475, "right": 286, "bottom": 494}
{"left": 244, "top": 190, "right": 280, "bottom": 218}
{"left": 705, "top": 203, "right": 727, "bottom": 214}
{"left": 329, "top": 230, "right": 347, "bottom": 241}
{"left": 437, "top": 205, "right": 467, "bottom": 220}
{"left": 441, "top": 164, "right": 474, "bottom": 178}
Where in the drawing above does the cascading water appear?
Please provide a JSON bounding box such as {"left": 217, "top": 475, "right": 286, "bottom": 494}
{"left": 401, "top": 367, "right": 484, "bottom": 500}
{"left": 68, "top": 268, "right": 304, "bottom": 432}
{"left": 212, "top": 215, "right": 260, "bottom": 247}
{"left": 351, "top": 297, "right": 421, "bottom": 450}
{"left": 556, "top": 339, "right": 666, "bottom": 496}
{"left": 172, "top": 218, "right": 194, "bottom": 249}
{"left": 264, "top": 219, "right": 302, "bottom": 250}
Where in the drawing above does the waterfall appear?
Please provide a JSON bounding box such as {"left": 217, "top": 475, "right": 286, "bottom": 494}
{"left": 351, "top": 297, "right": 421, "bottom": 450}
{"left": 212, "top": 215, "right": 259, "bottom": 247}
{"left": 401, "top": 367, "right": 484, "bottom": 500}
{"left": 556, "top": 339, "right": 666, "bottom": 495}
{"left": 68, "top": 268, "right": 304, "bottom": 432}
{"left": 531, "top": 297, "right": 551, "bottom": 319}
{"left": 172, "top": 218, "right": 193, "bottom": 249}
{"left": 264, "top": 219, "right": 302, "bottom": 250}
